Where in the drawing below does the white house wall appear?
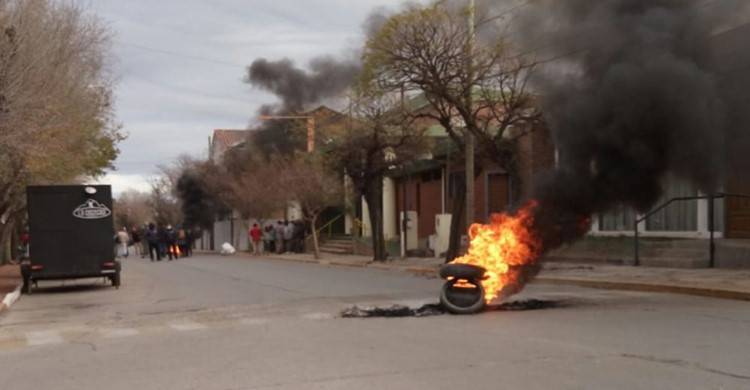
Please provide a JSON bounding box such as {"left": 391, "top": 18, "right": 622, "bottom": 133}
{"left": 360, "top": 177, "right": 398, "bottom": 240}
{"left": 383, "top": 178, "right": 397, "bottom": 240}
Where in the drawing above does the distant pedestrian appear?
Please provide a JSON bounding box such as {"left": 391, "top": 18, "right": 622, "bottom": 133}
{"left": 263, "top": 224, "right": 275, "bottom": 253}
{"left": 249, "top": 223, "right": 262, "bottom": 255}
{"left": 274, "top": 220, "right": 285, "bottom": 254}
{"left": 19, "top": 229, "right": 30, "bottom": 259}
{"left": 130, "top": 226, "right": 142, "bottom": 257}
{"left": 283, "top": 220, "right": 294, "bottom": 253}
{"left": 146, "top": 223, "right": 161, "bottom": 261}
{"left": 157, "top": 225, "right": 168, "bottom": 259}
{"left": 165, "top": 225, "right": 178, "bottom": 260}
{"left": 139, "top": 225, "right": 149, "bottom": 258}
{"left": 177, "top": 227, "right": 188, "bottom": 258}
{"left": 292, "top": 221, "right": 306, "bottom": 253}
{"left": 116, "top": 227, "right": 129, "bottom": 258}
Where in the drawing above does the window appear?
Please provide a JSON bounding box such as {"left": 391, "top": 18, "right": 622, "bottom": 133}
{"left": 599, "top": 206, "right": 635, "bottom": 231}
{"left": 646, "top": 176, "right": 698, "bottom": 232}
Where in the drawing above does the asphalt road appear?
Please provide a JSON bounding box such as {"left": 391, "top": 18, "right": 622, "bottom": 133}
{"left": 1, "top": 254, "right": 749, "bottom": 389}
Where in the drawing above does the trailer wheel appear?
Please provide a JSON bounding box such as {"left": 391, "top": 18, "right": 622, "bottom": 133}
{"left": 22, "top": 276, "right": 32, "bottom": 295}
{"left": 111, "top": 272, "right": 121, "bottom": 289}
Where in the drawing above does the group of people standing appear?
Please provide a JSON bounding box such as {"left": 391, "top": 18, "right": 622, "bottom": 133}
{"left": 115, "top": 224, "right": 195, "bottom": 261}
{"left": 248, "top": 220, "right": 307, "bottom": 255}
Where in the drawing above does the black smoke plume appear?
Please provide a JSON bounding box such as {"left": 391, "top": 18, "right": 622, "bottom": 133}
{"left": 517, "top": 0, "right": 750, "bottom": 250}
{"left": 247, "top": 56, "right": 359, "bottom": 112}
{"left": 244, "top": 56, "right": 359, "bottom": 155}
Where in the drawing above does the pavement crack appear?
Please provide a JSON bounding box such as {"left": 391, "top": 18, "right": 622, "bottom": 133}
{"left": 620, "top": 353, "right": 750, "bottom": 380}
{"left": 68, "top": 333, "right": 98, "bottom": 352}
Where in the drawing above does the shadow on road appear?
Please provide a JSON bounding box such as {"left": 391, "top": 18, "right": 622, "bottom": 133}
{"left": 29, "top": 281, "right": 115, "bottom": 295}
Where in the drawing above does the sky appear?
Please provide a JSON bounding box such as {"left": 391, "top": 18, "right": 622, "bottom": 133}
{"left": 90, "top": 0, "right": 407, "bottom": 195}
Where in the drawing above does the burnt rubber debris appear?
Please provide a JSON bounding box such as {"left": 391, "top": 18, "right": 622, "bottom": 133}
{"left": 340, "top": 299, "right": 561, "bottom": 318}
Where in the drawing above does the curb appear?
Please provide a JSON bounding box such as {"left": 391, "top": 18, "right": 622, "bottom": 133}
{"left": 240, "top": 254, "right": 750, "bottom": 302}
{"left": 534, "top": 277, "right": 750, "bottom": 302}
{"left": 242, "top": 253, "right": 439, "bottom": 277}
{"left": 0, "top": 284, "right": 22, "bottom": 314}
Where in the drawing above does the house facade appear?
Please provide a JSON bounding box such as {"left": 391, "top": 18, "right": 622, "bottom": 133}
{"left": 202, "top": 107, "right": 350, "bottom": 252}
{"left": 357, "top": 117, "right": 556, "bottom": 257}
{"left": 589, "top": 19, "right": 750, "bottom": 240}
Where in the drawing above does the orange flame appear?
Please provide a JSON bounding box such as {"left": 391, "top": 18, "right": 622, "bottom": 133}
{"left": 450, "top": 201, "right": 541, "bottom": 302}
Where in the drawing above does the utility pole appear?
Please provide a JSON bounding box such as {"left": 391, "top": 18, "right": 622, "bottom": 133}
{"left": 464, "top": 0, "right": 476, "bottom": 229}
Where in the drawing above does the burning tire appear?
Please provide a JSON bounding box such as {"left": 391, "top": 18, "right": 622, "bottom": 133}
{"left": 439, "top": 263, "right": 485, "bottom": 281}
{"left": 439, "top": 264, "right": 487, "bottom": 315}
{"left": 440, "top": 279, "right": 486, "bottom": 314}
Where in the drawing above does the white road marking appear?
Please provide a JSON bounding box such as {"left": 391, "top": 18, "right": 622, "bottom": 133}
{"left": 26, "top": 330, "right": 64, "bottom": 346}
{"left": 239, "top": 318, "right": 270, "bottom": 326}
{"left": 168, "top": 320, "right": 207, "bottom": 331}
{"left": 101, "top": 328, "right": 140, "bottom": 338}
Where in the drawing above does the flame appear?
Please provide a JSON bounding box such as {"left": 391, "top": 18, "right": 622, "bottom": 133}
{"left": 450, "top": 201, "right": 541, "bottom": 302}
{"left": 172, "top": 246, "right": 181, "bottom": 257}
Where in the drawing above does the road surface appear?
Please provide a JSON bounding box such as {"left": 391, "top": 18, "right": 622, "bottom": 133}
{"left": 1, "top": 254, "right": 749, "bottom": 389}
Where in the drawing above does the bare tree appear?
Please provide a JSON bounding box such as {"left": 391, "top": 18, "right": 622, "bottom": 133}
{"left": 220, "top": 147, "right": 286, "bottom": 224}
{"left": 328, "top": 87, "right": 428, "bottom": 261}
{"left": 0, "top": 0, "right": 121, "bottom": 263}
{"left": 274, "top": 154, "right": 343, "bottom": 259}
{"left": 114, "top": 190, "right": 153, "bottom": 230}
{"left": 149, "top": 176, "right": 181, "bottom": 227}
{"left": 363, "top": 2, "right": 540, "bottom": 261}
{"left": 175, "top": 161, "right": 229, "bottom": 230}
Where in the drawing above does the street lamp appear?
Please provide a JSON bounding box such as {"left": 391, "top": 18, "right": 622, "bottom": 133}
{"left": 258, "top": 114, "right": 316, "bottom": 153}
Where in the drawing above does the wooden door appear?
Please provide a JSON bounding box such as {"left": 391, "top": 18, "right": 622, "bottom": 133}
{"left": 726, "top": 176, "right": 750, "bottom": 238}
{"left": 486, "top": 173, "right": 509, "bottom": 220}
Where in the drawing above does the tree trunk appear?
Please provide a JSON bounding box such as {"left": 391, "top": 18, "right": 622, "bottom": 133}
{"left": 310, "top": 214, "right": 321, "bottom": 259}
{"left": 0, "top": 221, "right": 12, "bottom": 265}
{"left": 445, "top": 179, "right": 466, "bottom": 263}
{"left": 365, "top": 179, "right": 387, "bottom": 262}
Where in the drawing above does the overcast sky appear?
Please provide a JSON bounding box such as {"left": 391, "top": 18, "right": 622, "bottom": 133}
{"left": 90, "top": 0, "right": 407, "bottom": 195}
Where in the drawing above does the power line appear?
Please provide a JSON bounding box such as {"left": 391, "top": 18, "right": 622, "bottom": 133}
{"left": 475, "top": 0, "right": 532, "bottom": 28}
{"left": 117, "top": 40, "right": 248, "bottom": 69}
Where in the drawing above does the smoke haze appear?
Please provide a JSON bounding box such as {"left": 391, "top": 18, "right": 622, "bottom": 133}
{"left": 517, "top": 0, "right": 750, "bottom": 249}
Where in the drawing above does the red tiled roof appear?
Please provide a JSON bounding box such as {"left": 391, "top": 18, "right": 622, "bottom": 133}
{"left": 212, "top": 129, "right": 249, "bottom": 151}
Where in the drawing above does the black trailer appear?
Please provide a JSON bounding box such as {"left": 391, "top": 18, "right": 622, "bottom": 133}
{"left": 21, "top": 185, "right": 121, "bottom": 293}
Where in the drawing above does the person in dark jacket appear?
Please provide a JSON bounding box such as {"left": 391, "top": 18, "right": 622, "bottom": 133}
{"left": 165, "top": 225, "right": 178, "bottom": 260}
{"left": 130, "top": 226, "right": 142, "bottom": 257}
{"left": 177, "top": 227, "right": 188, "bottom": 258}
{"left": 146, "top": 223, "right": 161, "bottom": 262}
{"left": 292, "top": 221, "right": 305, "bottom": 253}
{"left": 157, "top": 225, "right": 168, "bottom": 259}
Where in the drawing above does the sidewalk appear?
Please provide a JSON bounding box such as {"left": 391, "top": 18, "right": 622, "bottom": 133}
{"left": 239, "top": 252, "right": 750, "bottom": 301}
{"left": 0, "top": 265, "right": 21, "bottom": 295}
{"left": 0, "top": 264, "right": 22, "bottom": 313}
{"left": 243, "top": 251, "right": 443, "bottom": 277}
{"left": 537, "top": 263, "right": 750, "bottom": 301}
